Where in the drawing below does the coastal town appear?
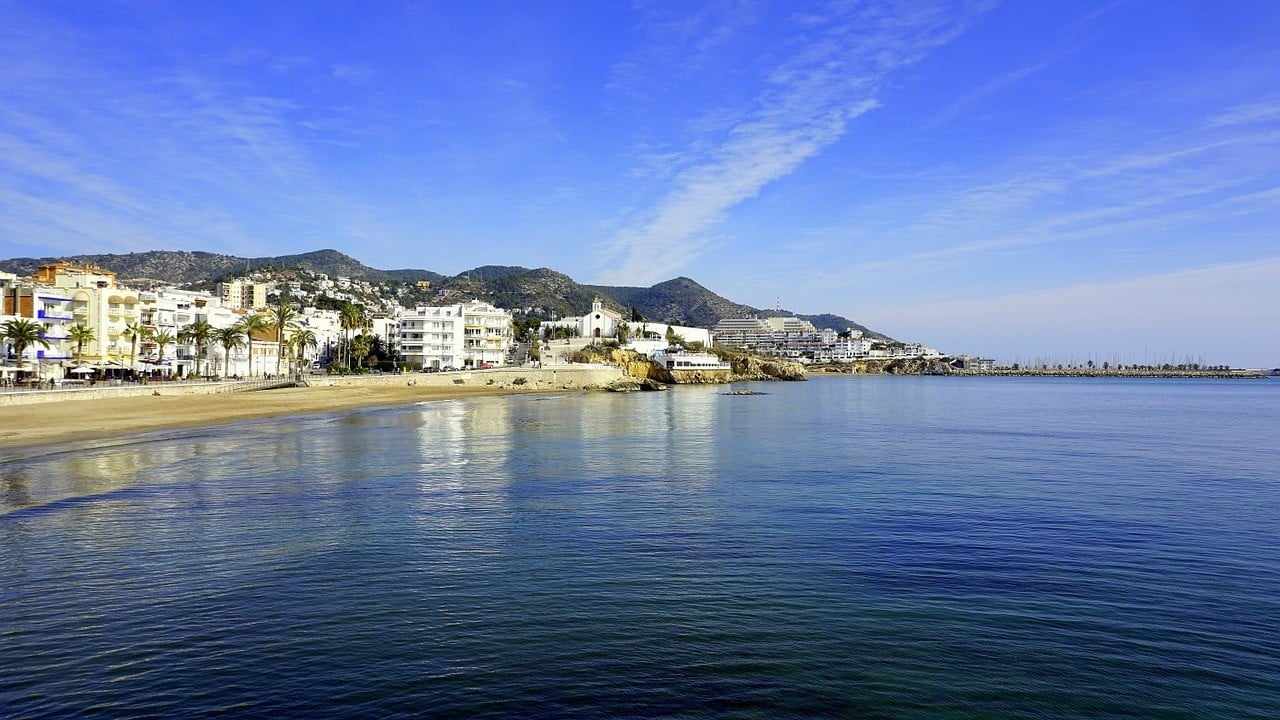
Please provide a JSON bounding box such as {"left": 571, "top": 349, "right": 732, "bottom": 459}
{"left": 1, "top": 259, "right": 958, "bottom": 387}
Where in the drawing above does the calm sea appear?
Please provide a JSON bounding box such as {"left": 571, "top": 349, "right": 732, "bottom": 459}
{"left": 2, "top": 377, "right": 1278, "bottom": 718}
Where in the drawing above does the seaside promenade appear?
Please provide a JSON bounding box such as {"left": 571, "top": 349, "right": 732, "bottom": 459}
{"left": 0, "top": 365, "right": 625, "bottom": 451}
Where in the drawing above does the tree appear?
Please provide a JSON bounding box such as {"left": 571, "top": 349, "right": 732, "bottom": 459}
{"left": 338, "top": 304, "right": 365, "bottom": 372}
{"left": 211, "top": 326, "right": 246, "bottom": 378}
{"left": 122, "top": 320, "right": 144, "bottom": 370}
{"left": 288, "top": 328, "right": 317, "bottom": 374}
{"left": 152, "top": 330, "right": 176, "bottom": 371}
{"left": 631, "top": 306, "right": 644, "bottom": 322}
{"left": 616, "top": 322, "right": 629, "bottom": 344}
{"left": 236, "top": 314, "right": 271, "bottom": 376}
{"left": 67, "top": 323, "right": 95, "bottom": 364}
{"left": 180, "top": 320, "right": 212, "bottom": 377}
{"left": 350, "top": 334, "right": 373, "bottom": 370}
{"left": 267, "top": 299, "right": 300, "bottom": 375}
{"left": 2, "top": 319, "right": 50, "bottom": 377}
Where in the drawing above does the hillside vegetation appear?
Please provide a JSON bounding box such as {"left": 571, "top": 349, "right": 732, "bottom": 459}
{"left": 0, "top": 249, "right": 886, "bottom": 337}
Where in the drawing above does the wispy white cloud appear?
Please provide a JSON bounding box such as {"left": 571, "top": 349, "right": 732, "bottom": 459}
{"left": 595, "top": 1, "right": 988, "bottom": 284}
{"left": 0, "top": 8, "right": 388, "bottom": 260}
{"left": 790, "top": 111, "right": 1280, "bottom": 289}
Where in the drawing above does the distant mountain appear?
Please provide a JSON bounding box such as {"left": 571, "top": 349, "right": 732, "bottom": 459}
{"left": 0, "top": 249, "right": 888, "bottom": 338}
{"left": 436, "top": 266, "right": 599, "bottom": 318}
{"left": 0, "top": 249, "right": 444, "bottom": 286}
{"left": 589, "top": 278, "right": 885, "bottom": 339}
{"left": 589, "top": 277, "right": 756, "bottom": 328}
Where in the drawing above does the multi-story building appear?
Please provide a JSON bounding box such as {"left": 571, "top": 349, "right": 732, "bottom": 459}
{"left": 398, "top": 300, "right": 512, "bottom": 370}
{"left": 35, "top": 261, "right": 141, "bottom": 371}
{"left": 297, "top": 307, "right": 343, "bottom": 366}
{"left": 368, "top": 316, "right": 399, "bottom": 356}
{"left": 218, "top": 279, "right": 268, "bottom": 310}
{"left": 2, "top": 274, "right": 77, "bottom": 375}
{"left": 812, "top": 333, "right": 874, "bottom": 363}
{"left": 714, "top": 315, "right": 834, "bottom": 359}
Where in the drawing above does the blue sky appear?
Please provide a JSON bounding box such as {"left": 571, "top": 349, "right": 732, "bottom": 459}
{"left": 1, "top": 1, "right": 1277, "bottom": 366}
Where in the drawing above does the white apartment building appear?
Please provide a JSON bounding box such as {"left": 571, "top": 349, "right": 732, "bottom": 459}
{"left": 368, "top": 316, "right": 399, "bottom": 353}
{"left": 398, "top": 300, "right": 512, "bottom": 370}
{"left": 297, "top": 307, "right": 343, "bottom": 365}
{"left": 813, "top": 335, "right": 874, "bottom": 363}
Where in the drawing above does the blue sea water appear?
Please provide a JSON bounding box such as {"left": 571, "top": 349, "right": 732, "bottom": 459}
{"left": 2, "top": 376, "right": 1278, "bottom": 718}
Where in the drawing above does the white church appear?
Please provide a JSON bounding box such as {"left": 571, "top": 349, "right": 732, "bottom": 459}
{"left": 540, "top": 299, "right": 623, "bottom": 340}
{"left": 540, "top": 298, "right": 714, "bottom": 350}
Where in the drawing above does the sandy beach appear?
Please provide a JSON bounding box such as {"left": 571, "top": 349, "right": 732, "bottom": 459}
{"left": 0, "top": 383, "right": 559, "bottom": 452}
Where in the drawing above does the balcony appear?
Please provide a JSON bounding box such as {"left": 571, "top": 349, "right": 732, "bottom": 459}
{"left": 36, "top": 310, "right": 75, "bottom": 321}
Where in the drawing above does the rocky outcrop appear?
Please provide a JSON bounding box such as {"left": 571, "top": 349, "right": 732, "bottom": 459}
{"left": 603, "top": 377, "right": 667, "bottom": 392}
{"left": 723, "top": 353, "right": 806, "bottom": 381}
{"left": 567, "top": 345, "right": 806, "bottom": 386}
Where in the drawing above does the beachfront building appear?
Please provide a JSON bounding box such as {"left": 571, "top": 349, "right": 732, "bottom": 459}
{"left": 1, "top": 274, "right": 77, "bottom": 377}
{"left": 297, "top": 307, "right": 344, "bottom": 366}
{"left": 32, "top": 262, "right": 141, "bottom": 373}
{"left": 654, "top": 350, "right": 731, "bottom": 371}
{"left": 397, "top": 300, "right": 512, "bottom": 370}
{"left": 368, "top": 316, "right": 399, "bottom": 357}
{"left": 812, "top": 333, "right": 874, "bottom": 363}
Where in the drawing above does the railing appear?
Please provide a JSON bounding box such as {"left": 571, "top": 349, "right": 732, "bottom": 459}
{"left": 0, "top": 376, "right": 302, "bottom": 397}
{"left": 36, "top": 310, "right": 75, "bottom": 321}
{"left": 219, "top": 377, "right": 300, "bottom": 393}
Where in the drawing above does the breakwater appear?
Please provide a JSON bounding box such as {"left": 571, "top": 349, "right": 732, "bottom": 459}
{"left": 812, "top": 361, "right": 1270, "bottom": 379}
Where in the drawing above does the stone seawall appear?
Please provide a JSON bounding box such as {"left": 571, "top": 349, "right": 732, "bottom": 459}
{"left": 299, "top": 365, "right": 627, "bottom": 391}
{"left": 0, "top": 381, "right": 237, "bottom": 406}
{"left": 0, "top": 365, "right": 628, "bottom": 407}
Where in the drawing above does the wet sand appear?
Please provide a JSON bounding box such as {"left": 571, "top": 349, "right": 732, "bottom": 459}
{"left": 0, "top": 383, "right": 556, "bottom": 452}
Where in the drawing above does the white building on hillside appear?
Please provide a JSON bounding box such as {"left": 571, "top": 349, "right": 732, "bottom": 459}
{"left": 626, "top": 321, "right": 713, "bottom": 348}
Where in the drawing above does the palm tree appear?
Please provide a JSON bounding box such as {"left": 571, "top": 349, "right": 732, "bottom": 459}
{"left": 122, "top": 320, "right": 144, "bottom": 371}
{"left": 180, "top": 320, "right": 212, "bottom": 377}
{"left": 288, "top": 328, "right": 317, "bottom": 375}
{"left": 67, "top": 323, "right": 95, "bottom": 364}
{"left": 236, "top": 314, "right": 270, "bottom": 377}
{"left": 350, "top": 333, "right": 373, "bottom": 371}
{"left": 267, "top": 300, "right": 300, "bottom": 376}
{"left": 211, "top": 326, "right": 246, "bottom": 378}
{"left": 151, "top": 330, "right": 176, "bottom": 375}
{"left": 338, "top": 304, "right": 364, "bottom": 372}
{"left": 2, "top": 319, "right": 51, "bottom": 380}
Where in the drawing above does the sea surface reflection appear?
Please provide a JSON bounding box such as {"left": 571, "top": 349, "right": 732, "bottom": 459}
{"left": 2, "top": 379, "right": 1278, "bottom": 718}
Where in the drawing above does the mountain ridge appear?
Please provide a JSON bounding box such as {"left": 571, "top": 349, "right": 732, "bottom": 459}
{"left": 0, "top": 249, "right": 888, "bottom": 338}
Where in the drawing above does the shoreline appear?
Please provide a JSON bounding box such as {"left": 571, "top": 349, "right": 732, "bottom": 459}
{"left": 0, "top": 382, "right": 575, "bottom": 453}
